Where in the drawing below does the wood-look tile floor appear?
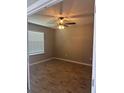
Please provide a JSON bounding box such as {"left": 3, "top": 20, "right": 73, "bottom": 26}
{"left": 30, "top": 59, "right": 92, "bottom": 93}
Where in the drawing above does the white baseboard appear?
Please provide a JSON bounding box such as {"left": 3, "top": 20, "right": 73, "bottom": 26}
{"left": 30, "top": 57, "right": 92, "bottom": 67}
{"left": 30, "top": 57, "right": 54, "bottom": 66}
{"left": 54, "top": 57, "right": 92, "bottom": 67}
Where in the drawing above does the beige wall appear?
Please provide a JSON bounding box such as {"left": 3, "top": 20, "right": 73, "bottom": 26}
{"left": 54, "top": 24, "right": 94, "bottom": 64}
{"left": 28, "top": 23, "right": 94, "bottom": 65}
{"left": 28, "top": 23, "right": 55, "bottom": 64}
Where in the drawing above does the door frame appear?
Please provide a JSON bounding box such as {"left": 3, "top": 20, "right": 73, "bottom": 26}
{"left": 91, "top": 2, "right": 96, "bottom": 93}
{"left": 27, "top": 0, "right": 96, "bottom": 93}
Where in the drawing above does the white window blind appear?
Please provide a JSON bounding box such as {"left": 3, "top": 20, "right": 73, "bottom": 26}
{"left": 28, "top": 31, "right": 44, "bottom": 55}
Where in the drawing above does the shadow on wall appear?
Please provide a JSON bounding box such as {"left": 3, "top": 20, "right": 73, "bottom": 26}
{"left": 54, "top": 24, "right": 94, "bottom": 64}
{"left": 28, "top": 23, "right": 94, "bottom": 65}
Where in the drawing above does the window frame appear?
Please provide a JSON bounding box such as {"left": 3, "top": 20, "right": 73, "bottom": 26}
{"left": 28, "top": 30, "right": 45, "bottom": 56}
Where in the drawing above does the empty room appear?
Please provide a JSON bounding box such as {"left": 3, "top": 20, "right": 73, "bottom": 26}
{"left": 27, "top": 0, "right": 95, "bottom": 93}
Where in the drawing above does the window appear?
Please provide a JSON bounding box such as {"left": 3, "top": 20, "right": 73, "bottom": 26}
{"left": 28, "top": 31, "right": 44, "bottom": 55}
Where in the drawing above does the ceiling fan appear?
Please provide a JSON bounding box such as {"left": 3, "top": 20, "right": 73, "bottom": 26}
{"left": 56, "top": 16, "right": 76, "bottom": 29}
{"left": 42, "top": 1, "right": 93, "bottom": 29}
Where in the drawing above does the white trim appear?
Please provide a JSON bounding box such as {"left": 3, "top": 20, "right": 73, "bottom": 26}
{"left": 29, "top": 51, "right": 45, "bottom": 56}
{"left": 27, "top": 55, "right": 31, "bottom": 92}
{"left": 54, "top": 57, "right": 92, "bottom": 67}
{"left": 30, "top": 57, "right": 92, "bottom": 67}
{"left": 91, "top": 5, "right": 96, "bottom": 93}
{"left": 27, "top": 0, "right": 63, "bottom": 16}
{"left": 30, "top": 57, "right": 54, "bottom": 66}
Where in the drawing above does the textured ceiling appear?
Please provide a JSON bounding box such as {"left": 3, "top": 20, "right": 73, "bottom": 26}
{"left": 28, "top": 0, "right": 95, "bottom": 29}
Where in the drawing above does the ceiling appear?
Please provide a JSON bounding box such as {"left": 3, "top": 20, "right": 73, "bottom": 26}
{"left": 27, "top": 0, "right": 38, "bottom": 7}
{"left": 28, "top": 0, "right": 95, "bottom": 29}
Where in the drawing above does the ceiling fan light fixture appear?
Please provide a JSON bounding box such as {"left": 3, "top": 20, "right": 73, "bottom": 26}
{"left": 58, "top": 24, "right": 65, "bottom": 29}
{"left": 60, "top": 19, "right": 64, "bottom": 24}
{"left": 58, "top": 17, "right": 64, "bottom": 24}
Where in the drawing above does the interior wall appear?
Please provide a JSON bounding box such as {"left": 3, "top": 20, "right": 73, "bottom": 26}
{"left": 28, "top": 23, "right": 94, "bottom": 65}
{"left": 28, "top": 23, "right": 55, "bottom": 64}
{"left": 54, "top": 24, "right": 94, "bottom": 65}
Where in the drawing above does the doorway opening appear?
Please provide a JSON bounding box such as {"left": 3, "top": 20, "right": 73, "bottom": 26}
{"left": 27, "top": 0, "right": 95, "bottom": 93}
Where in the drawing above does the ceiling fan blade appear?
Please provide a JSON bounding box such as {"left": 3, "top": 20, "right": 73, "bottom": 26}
{"left": 63, "top": 19, "right": 71, "bottom": 23}
{"left": 64, "top": 24, "right": 69, "bottom": 27}
{"left": 65, "top": 22, "right": 76, "bottom": 25}
{"left": 68, "top": 13, "right": 94, "bottom": 18}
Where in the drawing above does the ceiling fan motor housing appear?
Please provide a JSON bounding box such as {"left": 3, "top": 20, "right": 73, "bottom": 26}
{"left": 59, "top": 17, "right": 64, "bottom": 20}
